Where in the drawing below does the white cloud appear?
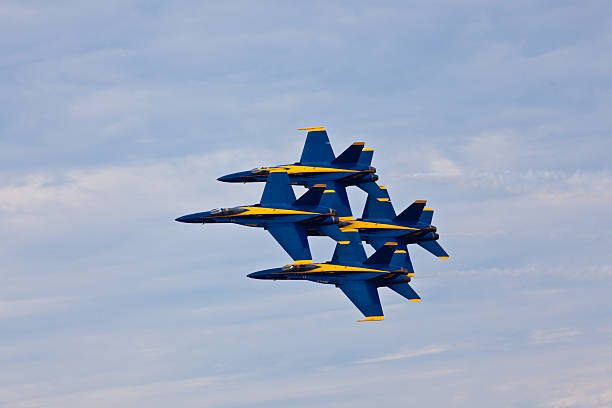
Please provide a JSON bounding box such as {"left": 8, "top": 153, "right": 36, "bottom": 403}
{"left": 356, "top": 345, "right": 449, "bottom": 364}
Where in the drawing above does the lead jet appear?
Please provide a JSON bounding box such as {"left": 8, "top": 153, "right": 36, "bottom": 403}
{"left": 175, "top": 170, "right": 349, "bottom": 262}
{"left": 340, "top": 184, "right": 449, "bottom": 274}
{"left": 248, "top": 232, "right": 420, "bottom": 321}
{"left": 217, "top": 127, "right": 381, "bottom": 217}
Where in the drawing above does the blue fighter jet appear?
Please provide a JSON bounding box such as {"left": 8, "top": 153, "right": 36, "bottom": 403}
{"left": 248, "top": 232, "right": 420, "bottom": 321}
{"left": 217, "top": 127, "right": 381, "bottom": 217}
{"left": 338, "top": 184, "right": 449, "bottom": 274}
{"left": 176, "top": 170, "right": 349, "bottom": 262}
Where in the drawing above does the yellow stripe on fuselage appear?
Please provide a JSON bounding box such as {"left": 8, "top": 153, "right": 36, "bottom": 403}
{"left": 281, "top": 264, "right": 385, "bottom": 274}
{"left": 256, "top": 165, "right": 359, "bottom": 175}
{"left": 228, "top": 207, "right": 318, "bottom": 217}
{"left": 342, "top": 220, "right": 418, "bottom": 231}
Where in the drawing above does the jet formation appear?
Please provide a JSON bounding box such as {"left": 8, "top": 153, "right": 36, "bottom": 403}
{"left": 176, "top": 127, "right": 449, "bottom": 321}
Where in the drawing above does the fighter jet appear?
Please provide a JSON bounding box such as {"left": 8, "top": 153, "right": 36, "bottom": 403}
{"left": 175, "top": 170, "right": 349, "bottom": 262}
{"left": 339, "top": 184, "right": 449, "bottom": 274}
{"left": 217, "top": 127, "right": 381, "bottom": 217}
{"left": 248, "top": 232, "right": 420, "bottom": 321}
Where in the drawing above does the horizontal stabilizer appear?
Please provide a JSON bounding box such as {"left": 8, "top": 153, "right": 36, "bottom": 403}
{"left": 260, "top": 171, "right": 296, "bottom": 205}
{"left": 331, "top": 230, "right": 366, "bottom": 264}
{"left": 364, "top": 242, "right": 398, "bottom": 265}
{"left": 332, "top": 142, "right": 364, "bottom": 164}
{"left": 338, "top": 281, "right": 384, "bottom": 320}
{"left": 387, "top": 282, "right": 421, "bottom": 302}
{"left": 292, "top": 184, "right": 325, "bottom": 207}
{"left": 299, "top": 127, "right": 335, "bottom": 164}
{"left": 417, "top": 240, "right": 449, "bottom": 259}
{"left": 362, "top": 184, "right": 396, "bottom": 220}
{"left": 358, "top": 148, "right": 374, "bottom": 166}
{"left": 266, "top": 223, "right": 312, "bottom": 261}
{"left": 394, "top": 200, "right": 426, "bottom": 223}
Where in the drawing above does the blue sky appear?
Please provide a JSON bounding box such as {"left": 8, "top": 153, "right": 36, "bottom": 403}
{"left": 1, "top": 1, "right": 612, "bottom": 407}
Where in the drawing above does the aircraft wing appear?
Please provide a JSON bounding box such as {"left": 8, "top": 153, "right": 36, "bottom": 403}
{"left": 266, "top": 223, "right": 312, "bottom": 261}
{"left": 337, "top": 281, "right": 384, "bottom": 321}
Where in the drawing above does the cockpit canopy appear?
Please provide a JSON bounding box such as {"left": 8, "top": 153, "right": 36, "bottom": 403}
{"left": 281, "top": 263, "right": 318, "bottom": 272}
{"left": 209, "top": 208, "right": 246, "bottom": 216}
{"left": 250, "top": 167, "right": 269, "bottom": 175}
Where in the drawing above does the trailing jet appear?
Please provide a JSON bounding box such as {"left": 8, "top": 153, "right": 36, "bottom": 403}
{"left": 217, "top": 127, "right": 381, "bottom": 217}
{"left": 175, "top": 170, "right": 349, "bottom": 262}
{"left": 248, "top": 232, "right": 420, "bottom": 321}
{"left": 339, "top": 184, "right": 449, "bottom": 274}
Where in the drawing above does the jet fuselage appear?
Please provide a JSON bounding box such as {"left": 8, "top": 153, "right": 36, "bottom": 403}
{"left": 218, "top": 163, "right": 378, "bottom": 187}
{"left": 176, "top": 204, "right": 340, "bottom": 229}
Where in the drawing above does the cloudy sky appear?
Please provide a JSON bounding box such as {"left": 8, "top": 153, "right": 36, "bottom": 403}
{"left": 1, "top": 1, "right": 611, "bottom": 407}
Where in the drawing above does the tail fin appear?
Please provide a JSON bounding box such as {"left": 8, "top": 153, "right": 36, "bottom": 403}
{"left": 318, "top": 185, "right": 351, "bottom": 217}
{"left": 331, "top": 230, "right": 366, "bottom": 264}
{"left": 331, "top": 182, "right": 353, "bottom": 218}
{"left": 358, "top": 148, "right": 374, "bottom": 167}
{"left": 260, "top": 170, "right": 296, "bottom": 205}
{"left": 418, "top": 240, "right": 449, "bottom": 259}
{"left": 298, "top": 127, "right": 335, "bottom": 164}
{"left": 362, "top": 185, "right": 396, "bottom": 220}
{"left": 364, "top": 242, "right": 398, "bottom": 265}
{"left": 332, "top": 142, "right": 364, "bottom": 164}
{"left": 393, "top": 200, "right": 427, "bottom": 223}
{"left": 292, "top": 184, "right": 325, "bottom": 207}
{"left": 419, "top": 207, "right": 434, "bottom": 225}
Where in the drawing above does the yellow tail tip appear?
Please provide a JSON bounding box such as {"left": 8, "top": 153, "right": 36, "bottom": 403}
{"left": 357, "top": 316, "right": 385, "bottom": 322}
{"left": 298, "top": 127, "right": 326, "bottom": 131}
{"left": 438, "top": 256, "right": 450, "bottom": 260}
{"left": 409, "top": 299, "right": 422, "bottom": 302}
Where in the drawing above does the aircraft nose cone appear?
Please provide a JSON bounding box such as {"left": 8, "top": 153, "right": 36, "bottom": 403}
{"left": 175, "top": 212, "right": 209, "bottom": 223}
{"left": 247, "top": 271, "right": 266, "bottom": 279}
{"left": 217, "top": 174, "right": 235, "bottom": 182}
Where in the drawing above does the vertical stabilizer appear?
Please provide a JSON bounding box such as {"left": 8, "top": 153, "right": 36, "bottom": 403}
{"left": 362, "top": 185, "right": 396, "bottom": 220}
{"left": 331, "top": 230, "right": 366, "bottom": 264}
{"left": 260, "top": 170, "right": 296, "bottom": 205}
{"left": 298, "top": 127, "right": 335, "bottom": 164}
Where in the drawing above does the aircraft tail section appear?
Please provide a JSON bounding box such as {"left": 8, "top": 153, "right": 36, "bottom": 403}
{"left": 332, "top": 142, "right": 364, "bottom": 164}
{"left": 330, "top": 182, "right": 353, "bottom": 218}
{"left": 362, "top": 184, "right": 396, "bottom": 220}
{"left": 364, "top": 242, "right": 398, "bottom": 265}
{"left": 393, "top": 200, "right": 427, "bottom": 224}
{"left": 260, "top": 170, "right": 297, "bottom": 205}
{"left": 292, "top": 184, "right": 325, "bottom": 207}
{"left": 357, "top": 148, "right": 374, "bottom": 167}
{"left": 418, "top": 240, "right": 449, "bottom": 259}
{"left": 331, "top": 230, "right": 366, "bottom": 264}
{"left": 317, "top": 184, "right": 351, "bottom": 217}
{"left": 298, "top": 127, "right": 335, "bottom": 164}
{"left": 419, "top": 207, "right": 434, "bottom": 225}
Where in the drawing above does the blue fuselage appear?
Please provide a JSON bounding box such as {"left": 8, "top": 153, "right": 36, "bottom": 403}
{"left": 218, "top": 163, "right": 378, "bottom": 187}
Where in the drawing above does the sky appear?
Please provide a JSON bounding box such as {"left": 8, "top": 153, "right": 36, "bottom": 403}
{"left": 1, "top": 1, "right": 612, "bottom": 407}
